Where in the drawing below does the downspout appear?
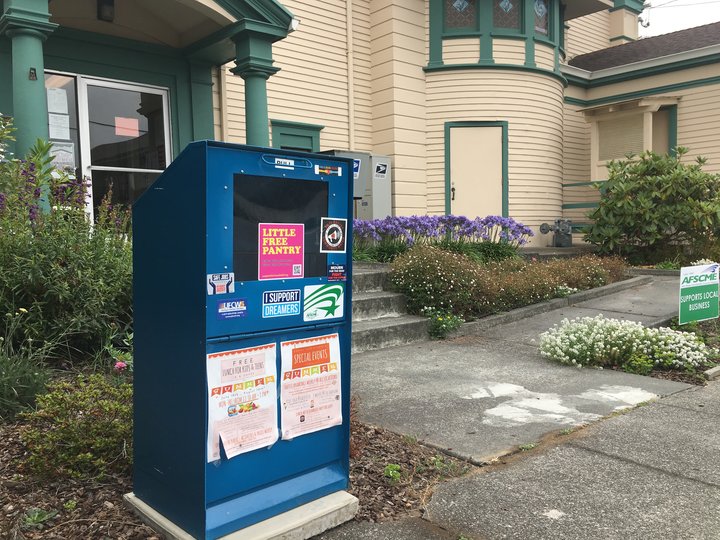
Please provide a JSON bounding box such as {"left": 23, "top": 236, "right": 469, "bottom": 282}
{"left": 346, "top": 0, "right": 356, "bottom": 150}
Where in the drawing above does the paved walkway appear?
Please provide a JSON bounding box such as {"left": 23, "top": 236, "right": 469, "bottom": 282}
{"left": 319, "top": 275, "right": 720, "bottom": 539}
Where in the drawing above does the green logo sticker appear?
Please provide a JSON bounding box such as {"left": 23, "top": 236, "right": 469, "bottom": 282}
{"left": 304, "top": 284, "right": 344, "bottom": 321}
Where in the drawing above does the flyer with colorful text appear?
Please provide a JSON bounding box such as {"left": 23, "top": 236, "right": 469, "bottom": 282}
{"left": 206, "top": 343, "right": 278, "bottom": 461}
{"left": 280, "top": 333, "right": 342, "bottom": 439}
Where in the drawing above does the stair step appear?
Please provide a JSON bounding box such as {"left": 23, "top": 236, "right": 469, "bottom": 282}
{"left": 351, "top": 315, "right": 429, "bottom": 353}
{"left": 352, "top": 290, "right": 407, "bottom": 321}
{"left": 353, "top": 263, "right": 391, "bottom": 294}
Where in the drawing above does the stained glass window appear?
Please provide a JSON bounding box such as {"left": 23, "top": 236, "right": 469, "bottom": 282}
{"left": 493, "top": 0, "right": 520, "bottom": 30}
{"left": 444, "top": 0, "right": 477, "bottom": 30}
{"left": 534, "top": 0, "right": 549, "bottom": 35}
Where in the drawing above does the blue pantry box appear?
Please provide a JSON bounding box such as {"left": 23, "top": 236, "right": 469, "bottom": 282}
{"left": 131, "top": 141, "right": 354, "bottom": 539}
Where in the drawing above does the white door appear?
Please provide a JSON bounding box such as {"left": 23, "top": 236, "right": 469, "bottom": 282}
{"left": 449, "top": 126, "right": 503, "bottom": 218}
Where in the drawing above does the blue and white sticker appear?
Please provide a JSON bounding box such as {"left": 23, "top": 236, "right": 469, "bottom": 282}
{"left": 262, "top": 289, "right": 301, "bottom": 318}
{"left": 352, "top": 159, "right": 361, "bottom": 180}
{"left": 216, "top": 298, "right": 247, "bottom": 320}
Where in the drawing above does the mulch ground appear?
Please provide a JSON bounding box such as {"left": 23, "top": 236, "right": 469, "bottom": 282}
{"left": 0, "top": 409, "right": 473, "bottom": 539}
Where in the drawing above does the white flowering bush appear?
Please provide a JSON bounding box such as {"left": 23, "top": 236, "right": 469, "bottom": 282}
{"left": 539, "top": 315, "right": 717, "bottom": 373}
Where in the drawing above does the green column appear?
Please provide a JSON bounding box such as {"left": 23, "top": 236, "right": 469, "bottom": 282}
{"left": 6, "top": 27, "right": 49, "bottom": 153}
{"left": 231, "top": 33, "right": 279, "bottom": 147}
{"left": 0, "top": 0, "right": 57, "bottom": 155}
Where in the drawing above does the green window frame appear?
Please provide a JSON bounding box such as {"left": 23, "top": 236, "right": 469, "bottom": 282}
{"left": 270, "top": 120, "right": 323, "bottom": 153}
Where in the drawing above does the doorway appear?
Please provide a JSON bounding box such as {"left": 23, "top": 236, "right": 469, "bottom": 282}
{"left": 445, "top": 122, "right": 508, "bottom": 218}
{"left": 45, "top": 72, "right": 171, "bottom": 219}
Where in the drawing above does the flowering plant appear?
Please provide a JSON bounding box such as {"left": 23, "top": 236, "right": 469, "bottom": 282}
{"left": 0, "top": 123, "right": 132, "bottom": 360}
{"left": 353, "top": 215, "right": 533, "bottom": 262}
{"left": 539, "top": 315, "right": 718, "bottom": 373}
{"left": 421, "top": 307, "right": 464, "bottom": 339}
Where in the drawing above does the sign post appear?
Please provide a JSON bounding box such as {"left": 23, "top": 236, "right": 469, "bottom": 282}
{"left": 679, "top": 263, "right": 720, "bottom": 325}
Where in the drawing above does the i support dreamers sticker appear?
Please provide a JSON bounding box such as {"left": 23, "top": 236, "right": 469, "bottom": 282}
{"left": 304, "top": 284, "right": 344, "bottom": 322}
{"left": 263, "top": 289, "right": 301, "bottom": 318}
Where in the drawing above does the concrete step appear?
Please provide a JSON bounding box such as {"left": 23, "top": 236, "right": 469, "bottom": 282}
{"left": 352, "top": 290, "right": 407, "bottom": 322}
{"left": 351, "top": 315, "right": 429, "bottom": 354}
{"left": 352, "top": 263, "right": 390, "bottom": 294}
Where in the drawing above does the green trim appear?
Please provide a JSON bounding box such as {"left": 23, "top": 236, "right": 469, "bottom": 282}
{"left": 189, "top": 63, "right": 215, "bottom": 140}
{"left": 666, "top": 104, "right": 678, "bottom": 157}
{"left": 479, "top": 2, "right": 493, "bottom": 65}
{"left": 570, "top": 222, "right": 591, "bottom": 232}
{"left": 523, "top": 0, "right": 535, "bottom": 67}
{"left": 212, "top": 0, "right": 294, "bottom": 29}
{"left": 563, "top": 181, "right": 597, "bottom": 187}
{"left": 444, "top": 121, "right": 509, "bottom": 217}
{"left": 426, "top": 62, "right": 567, "bottom": 86}
{"left": 44, "top": 28, "right": 197, "bottom": 158}
{"left": 566, "top": 53, "right": 720, "bottom": 89}
{"left": 565, "top": 75, "right": 720, "bottom": 107}
{"left": 428, "top": 0, "right": 444, "bottom": 67}
{"left": 562, "top": 202, "right": 598, "bottom": 209}
{"left": 271, "top": 119, "right": 323, "bottom": 152}
{"left": 609, "top": 35, "right": 636, "bottom": 43}
{"left": 611, "top": 0, "right": 644, "bottom": 15}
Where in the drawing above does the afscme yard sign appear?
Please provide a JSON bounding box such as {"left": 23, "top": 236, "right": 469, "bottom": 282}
{"left": 679, "top": 263, "right": 720, "bottom": 325}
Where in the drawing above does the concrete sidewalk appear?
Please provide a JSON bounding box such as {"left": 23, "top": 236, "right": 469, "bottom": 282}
{"left": 319, "top": 275, "right": 720, "bottom": 539}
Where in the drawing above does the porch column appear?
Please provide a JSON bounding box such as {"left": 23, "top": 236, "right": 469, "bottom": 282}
{"left": 0, "top": 0, "right": 57, "bottom": 154}
{"left": 231, "top": 33, "right": 279, "bottom": 147}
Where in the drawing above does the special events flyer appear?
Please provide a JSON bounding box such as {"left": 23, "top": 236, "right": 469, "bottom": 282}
{"left": 206, "top": 343, "right": 278, "bottom": 462}
{"left": 280, "top": 333, "right": 342, "bottom": 439}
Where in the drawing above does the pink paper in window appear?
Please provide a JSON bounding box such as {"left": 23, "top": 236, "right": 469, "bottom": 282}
{"left": 115, "top": 117, "right": 140, "bottom": 137}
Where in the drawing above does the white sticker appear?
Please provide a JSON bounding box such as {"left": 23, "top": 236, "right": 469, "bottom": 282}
{"left": 303, "top": 284, "right": 344, "bottom": 321}
{"left": 207, "top": 273, "right": 235, "bottom": 295}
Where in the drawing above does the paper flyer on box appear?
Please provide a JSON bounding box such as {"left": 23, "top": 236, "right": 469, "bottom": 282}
{"left": 258, "top": 223, "right": 304, "bottom": 280}
{"left": 206, "top": 343, "right": 278, "bottom": 462}
{"left": 280, "top": 333, "right": 342, "bottom": 440}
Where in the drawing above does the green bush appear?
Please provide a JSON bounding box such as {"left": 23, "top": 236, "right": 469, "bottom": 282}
{"left": 539, "top": 315, "right": 717, "bottom": 373}
{"left": 438, "top": 240, "right": 518, "bottom": 264}
{"left": 0, "top": 312, "right": 52, "bottom": 420}
{"left": 0, "top": 135, "right": 132, "bottom": 361}
{"left": 422, "top": 308, "right": 465, "bottom": 339}
{"left": 584, "top": 148, "right": 720, "bottom": 264}
{"left": 391, "top": 248, "right": 627, "bottom": 319}
{"left": 20, "top": 374, "right": 132, "bottom": 479}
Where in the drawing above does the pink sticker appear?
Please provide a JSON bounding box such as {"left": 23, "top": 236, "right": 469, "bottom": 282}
{"left": 115, "top": 117, "right": 140, "bottom": 137}
{"left": 258, "top": 223, "right": 304, "bottom": 280}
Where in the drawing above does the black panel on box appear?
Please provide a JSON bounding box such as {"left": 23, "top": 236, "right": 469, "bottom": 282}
{"left": 233, "top": 175, "right": 328, "bottom": 282}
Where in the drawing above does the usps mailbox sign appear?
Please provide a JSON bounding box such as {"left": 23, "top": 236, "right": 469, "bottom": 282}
{"left": 679, "top": 263, "right": 720, "bottom": 325}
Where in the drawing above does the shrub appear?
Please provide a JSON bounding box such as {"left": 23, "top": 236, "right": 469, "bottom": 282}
{"left": 391, "top": 249, "right": 628, "bottom": 320}
{"left": 20, "top": 374, "right": 133, "bottom": 479}
{"left": 0, "top": 135, "right": 132, "bottom": 360}
{"left": 353, "top": 214, "right": 533, "bottom": 263}
{"left": 390, "top": 246, "right": 482, "bottom": 317}
{"left": 0, "top": 312, "right": 52, "bottom": 420}
{"left": 584, "top": 148, "right": 720, "bottom": 264}
{"left": 422, "top": 308, "right": 465, "bottom": 339}
{"left": 539, "top": 315, "right": 717, "bottom": 372}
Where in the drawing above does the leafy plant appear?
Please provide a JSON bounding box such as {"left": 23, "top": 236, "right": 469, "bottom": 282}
{"left": 519, "top": 443, "right": 538, "bottom": 451}
{"left": 0, "top": 310, "right": 53, "bottom": 419}
{"left": 0, "top": 126, "right": 132, "bottom": 362}
{"left": 21, "top": 508, "right": 58, "bottom": 530}
{"left": 21, "top": 374, "right": 133, "bottom": 479}
{"left": 655, "top": 260, "right": 681, "bottom": 270}
{"left": 391, "top": 248, "right": 627, "bottom": 320}
{"left": 353, "top": 215, "right": 533, "bottom": 263}
{"left": 423, "top": 308, "right": 464, "bottom": 339}
{"left": 584, "top": 148, "right": 720, "bottom": 264}
{"left": 383, "top": 463, "right": 402, "bottom": 483}
{"left": 539, "top": 315, "right": 717, "bottom": 373}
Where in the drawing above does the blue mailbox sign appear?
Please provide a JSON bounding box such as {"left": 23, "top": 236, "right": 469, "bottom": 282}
{"left": 132, "top": 142, "right": 354, "bottom": 539}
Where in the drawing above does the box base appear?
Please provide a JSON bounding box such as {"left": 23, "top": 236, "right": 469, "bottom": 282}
{"left": 124, "top": 490, "right": 358, "bottom": 540}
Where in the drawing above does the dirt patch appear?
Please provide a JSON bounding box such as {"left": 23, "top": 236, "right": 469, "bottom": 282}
{"left": 0, "top": 410, "right": 473, "bottom": 539}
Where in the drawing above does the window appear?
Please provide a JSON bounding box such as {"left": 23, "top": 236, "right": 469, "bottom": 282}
{"left": 534, "top": 0, "right": 549, "bottom": 36}
{"left": 444, "top": 0, "right": 478, "bottom": 31}
{"left": 271, "top": 120, "right": 323, "bottom": 153}
{"left": 493, "top": 0, "right": 520, "bottom": 31}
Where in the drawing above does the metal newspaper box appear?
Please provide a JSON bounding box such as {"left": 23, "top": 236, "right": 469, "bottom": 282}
{"left": 132, "top": 141, "right": 353, "bottom": 539}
